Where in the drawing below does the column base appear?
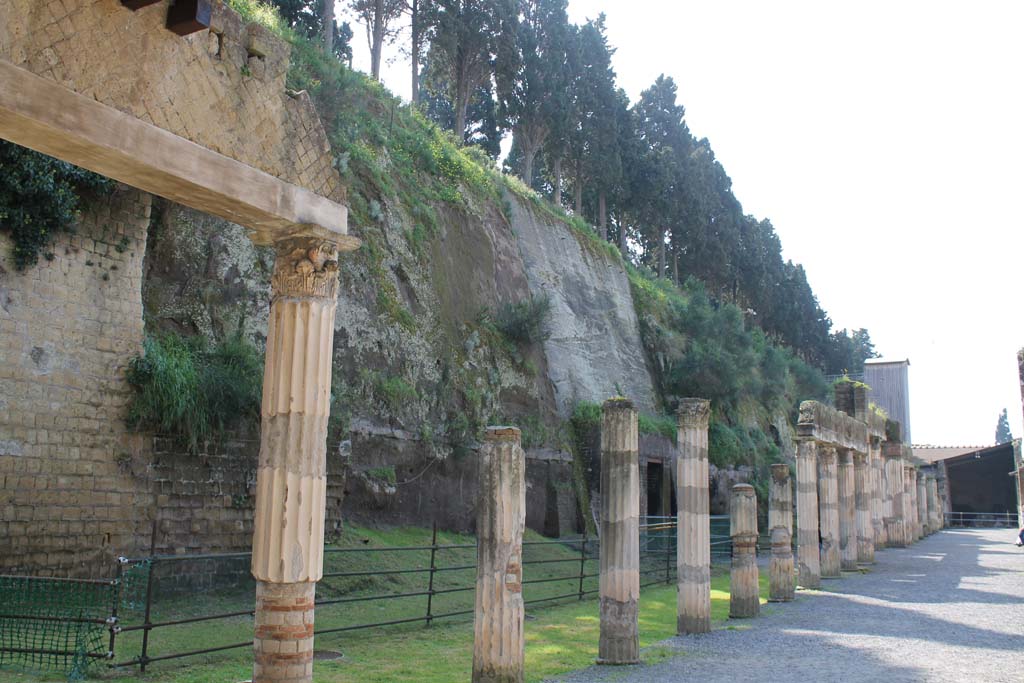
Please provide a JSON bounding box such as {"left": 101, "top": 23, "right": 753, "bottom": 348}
{"left": 254, "top": 581, "right": 316, "bottom": 683}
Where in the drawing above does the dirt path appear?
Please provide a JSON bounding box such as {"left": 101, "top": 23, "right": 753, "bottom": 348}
{"left": 555, "top": 528, "right": 1024, "bottom": 683}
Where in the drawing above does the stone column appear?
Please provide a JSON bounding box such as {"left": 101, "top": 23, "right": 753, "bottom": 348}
{"left": 768, "top": 464, "right": 794, "bottom": 602}
{"left": 883, "top": 447, "right": 905, "bottom": 547}
{"left": 921, "top": 473, "right": 929, "bottom": 536}
{"left": 817, "top": 445, "right": 841, "bottom": 578}
{"left": 871, "top": 439, "right": 887, "bottom": 548}
{"left": 909, "top": 464, "right": 917, "bottom": 544}
{"left": 837, "top": 449, "right": 857, "bottom": 571}
{"left": 854, "top": 452, "right": 874, "bottom": 564}
{"left": 795, "top": 439, "right": 821, "bottom": 589}
{"left": 675, "top": 398, "right": 711, "bottom": 635}
{"left": 251, "top": 238, "right": 343, "bottom": 683}
{"left": 472, "top": 427, "right": 526, "bottom": 683}
{"left": 927, "top": 475, "right": 941, "bottom": 533}
{"left": 729, "top": 484, "right": 759, "bottom": 618}
{"left": 598, "top": 399, "right": 640, "bottom": 665}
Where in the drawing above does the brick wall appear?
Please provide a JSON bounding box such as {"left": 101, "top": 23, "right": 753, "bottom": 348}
{"left": 0, "top": 186, "right": 152, "bottom": 576}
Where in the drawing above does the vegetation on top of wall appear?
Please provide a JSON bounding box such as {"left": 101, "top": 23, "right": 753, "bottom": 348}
{"left": 0, "top": 140, "right": 114, "bottom": 269}
{"left": 125, "top": 331, "right": 263, "bottom": 453}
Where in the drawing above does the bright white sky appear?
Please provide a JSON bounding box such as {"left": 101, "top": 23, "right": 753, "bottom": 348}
{"left": 342, "top": 0, "right": 1024, "bottom": 446}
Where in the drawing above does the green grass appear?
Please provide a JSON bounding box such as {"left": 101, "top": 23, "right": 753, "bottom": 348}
{"left": 0, "top": 525, "right": 771, "bottom": 683}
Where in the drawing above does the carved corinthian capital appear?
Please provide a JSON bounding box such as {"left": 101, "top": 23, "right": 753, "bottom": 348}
{"left": 677, "top": 398, "right": 711, "bottom": 429}
{"left": 271, "top": 236, "right": 340, "bottom": 301}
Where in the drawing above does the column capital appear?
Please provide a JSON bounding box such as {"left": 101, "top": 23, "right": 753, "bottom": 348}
{"left": 271, "top": 236, "right": 342, "bottom": 301}
{"left": 677, "top": 398, "right": 710, "bottom": 428}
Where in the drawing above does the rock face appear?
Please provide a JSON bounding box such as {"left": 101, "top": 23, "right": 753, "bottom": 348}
{"left": 505, "top": 195, "right": 657, "bottom": 417}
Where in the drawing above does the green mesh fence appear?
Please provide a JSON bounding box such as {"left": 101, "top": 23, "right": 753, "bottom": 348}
{"left": 0, "top": 574, "right": 117, "bottom": 680}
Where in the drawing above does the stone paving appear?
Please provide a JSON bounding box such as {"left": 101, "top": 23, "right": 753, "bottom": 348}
{"left": 556, "top": 528, "right": 1024, "bottom": 683}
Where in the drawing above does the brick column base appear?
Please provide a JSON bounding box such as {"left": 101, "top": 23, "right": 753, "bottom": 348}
{"left": 254, "top": 581, "right": 315, "bottom": 683}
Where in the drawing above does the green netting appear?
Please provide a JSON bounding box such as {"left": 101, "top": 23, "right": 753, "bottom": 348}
{"left": 0, "top": 575, "right": 115, "bottom": 680}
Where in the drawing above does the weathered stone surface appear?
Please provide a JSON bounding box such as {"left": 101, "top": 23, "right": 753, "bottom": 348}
{"left": 676, "top": 399, "right": 711, "bottom": 634}
{"left": 795, "top": 439, "right": 821, "bottom": 589}
{"left": 916, "top": 471, "right": 928, "bottom": 536}
{"left": 729, "top": 484, "right": 759, "bottom": 618}
{"left": 768, "top": 464, "right": 794, "bottom": 602}
{"left": 883, "top": 442, "right": 908, "bottom": 547}
{"left": 598, "top": 400, "right": 639, "bottom": 665}
{"left": 506, "top": 196, "right": 656, "bottom": 417}
{"left": 797, "top": 401, "right": 868, "bottom": 454}
{"left": 472, "top": 427, "right": 526, "bottom": 683}
{"left": 926, "top": 474, "right": 941, "bottom": 534}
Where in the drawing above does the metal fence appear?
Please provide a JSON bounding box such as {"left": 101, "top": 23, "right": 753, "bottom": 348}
{"left": 1, "top": 516, "right": 774, "bottom": 678}
{"left": 944, "top": 511, "right": 1018, "bottom": 528}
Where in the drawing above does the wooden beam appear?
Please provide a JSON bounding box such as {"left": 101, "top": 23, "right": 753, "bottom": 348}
{"left": 121, "top": 1, "right": 163, "bottom": 9}
{"left": 167, "top": 0, "right": 212, "bottom": 36}
{"left": 0, "top": 59, "right": 356, "bottom": 250}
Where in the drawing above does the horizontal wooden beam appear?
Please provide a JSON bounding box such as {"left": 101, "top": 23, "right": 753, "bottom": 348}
{"left": 121, "top": 0, "right": 163, "bottom": 9}
{"left": 0, "top": 59, "right": 357, "bottom": 250}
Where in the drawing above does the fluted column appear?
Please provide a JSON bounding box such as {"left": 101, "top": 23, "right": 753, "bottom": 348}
{"left": 768, "top": 464, "right": 794, "bottom": 602}
{"left": 854, "top": 452, "right": 874, "bottom": 564}
{"left": 795, "top": 439, "right": 820, "bottom": 589}
{"left": 817, "top": 445, "right": 840, "bottom": 578}
{"left": 729, "top": 484, "right": 759, "bottom": 618}
{"left": 675, "top": 398, "right": 711, "bottom": 635}
{"left": 251, "top": 237, "right": 343, "bottom": 683}
{"left": 598, "top": 399, "right": 639, "bottom": 665}
{"left": 472, "top": 427, "right": 526, "bottom": 683}
{"left": 871, "top": 439, "right": 887, "bottom": 548}
{"left": 884, "top": 448, "right": 905, "bottom": 547}
{"left": 927, "top": 475, "right": 941, "bottom": 533}
{"left": 837, "top": 449, "right": 857, "bottom": 571}
{"left": 916, "top": 472, "right": 928, "bottom": 536}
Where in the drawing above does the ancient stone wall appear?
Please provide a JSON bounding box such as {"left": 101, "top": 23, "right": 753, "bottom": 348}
{"left": 0, "top": 187, "right": 151, "bottom": 576}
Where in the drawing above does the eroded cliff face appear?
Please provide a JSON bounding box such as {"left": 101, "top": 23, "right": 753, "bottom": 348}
{"left": 139, "top": 184, "right": 658, "bottom": 531}
{"left": 506, "top": 196, "right": 658, "bottom": 417}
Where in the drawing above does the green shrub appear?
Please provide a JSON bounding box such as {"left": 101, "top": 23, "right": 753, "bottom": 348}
{"left": 0, "top": 141, "right": 114, "bottom": 269}
{"left": 491, "top": 294, "right": 552, "bottom": 345}
{"left": 126, "top": 332, "right": 263, "bottom": 452}
{"left": 638, "top": 413, "right": 676, "bottom": 442}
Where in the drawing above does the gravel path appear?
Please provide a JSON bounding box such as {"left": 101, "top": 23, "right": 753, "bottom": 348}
{"left": 554, "top": 528, "right": 1024, "bottom": 683}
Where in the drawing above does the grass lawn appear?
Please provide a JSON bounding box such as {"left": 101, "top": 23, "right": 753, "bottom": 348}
{"left": 0, "top": 526, "right": 770, "bottom": 683}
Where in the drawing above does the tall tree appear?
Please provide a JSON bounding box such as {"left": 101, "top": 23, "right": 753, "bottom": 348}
{"left": 423, "top": 0, "right": 509, "bottom": 141}
{"left": 270, "top": 0, "right": 353, "bottom": 62}
{"left": 349, "top": 0, "right": 406, "bottom": 80}
{"left": 407, "top": 0, "right": 424, "bottom": 103}
{"left": 323, "top": 0, "right": 336, "bottom": 54}
{"left": 563, "top": 15, "right": 617, "bottom": 220}
{"left": 496, "top": 0, "right": 571, "bottom": 187}
{"left": 995, "top": 408, "right": 1013, "bottom": 444}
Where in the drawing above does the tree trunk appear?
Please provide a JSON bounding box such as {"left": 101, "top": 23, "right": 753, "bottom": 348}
{"left": 573, "top": 162, "right": 583, "bottom": 216}
{"left": 619, "top": 215, "right": 628, "bottom": 258}
{"left": 410, "top": 0, "right": 420, "bottom": 104}
{"left": 370, "top": 0, "right": 385, "bottom": 80}
{"left": 322, "top": 0, "right": 335, "bottom": 55}
{"left": 658, "top": 236, "right": 666, "bottom": 278}
{"left": 552, "top": 156, "right": 563, "bottom": 207}
{"left": 519, "top": 135, "right": 540, "bottom": 187}
{"left": 598, "top": 191, "right": 607, "bottom": 240}
{"left": 455, "top": 85, "right": 469, "bottom": 142}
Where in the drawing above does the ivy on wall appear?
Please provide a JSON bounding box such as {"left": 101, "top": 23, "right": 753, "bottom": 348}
{"left": 0, "top": 141, "right": 113, "bottom": 269}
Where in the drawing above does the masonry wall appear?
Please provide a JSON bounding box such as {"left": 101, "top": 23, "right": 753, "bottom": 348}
{"left": 0, "top": 187, "right": 152, "bottom": 576}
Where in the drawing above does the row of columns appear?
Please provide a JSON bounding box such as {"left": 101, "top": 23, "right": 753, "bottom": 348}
{"left": 795, "top": 434, "right": 945, "bottom": 590}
